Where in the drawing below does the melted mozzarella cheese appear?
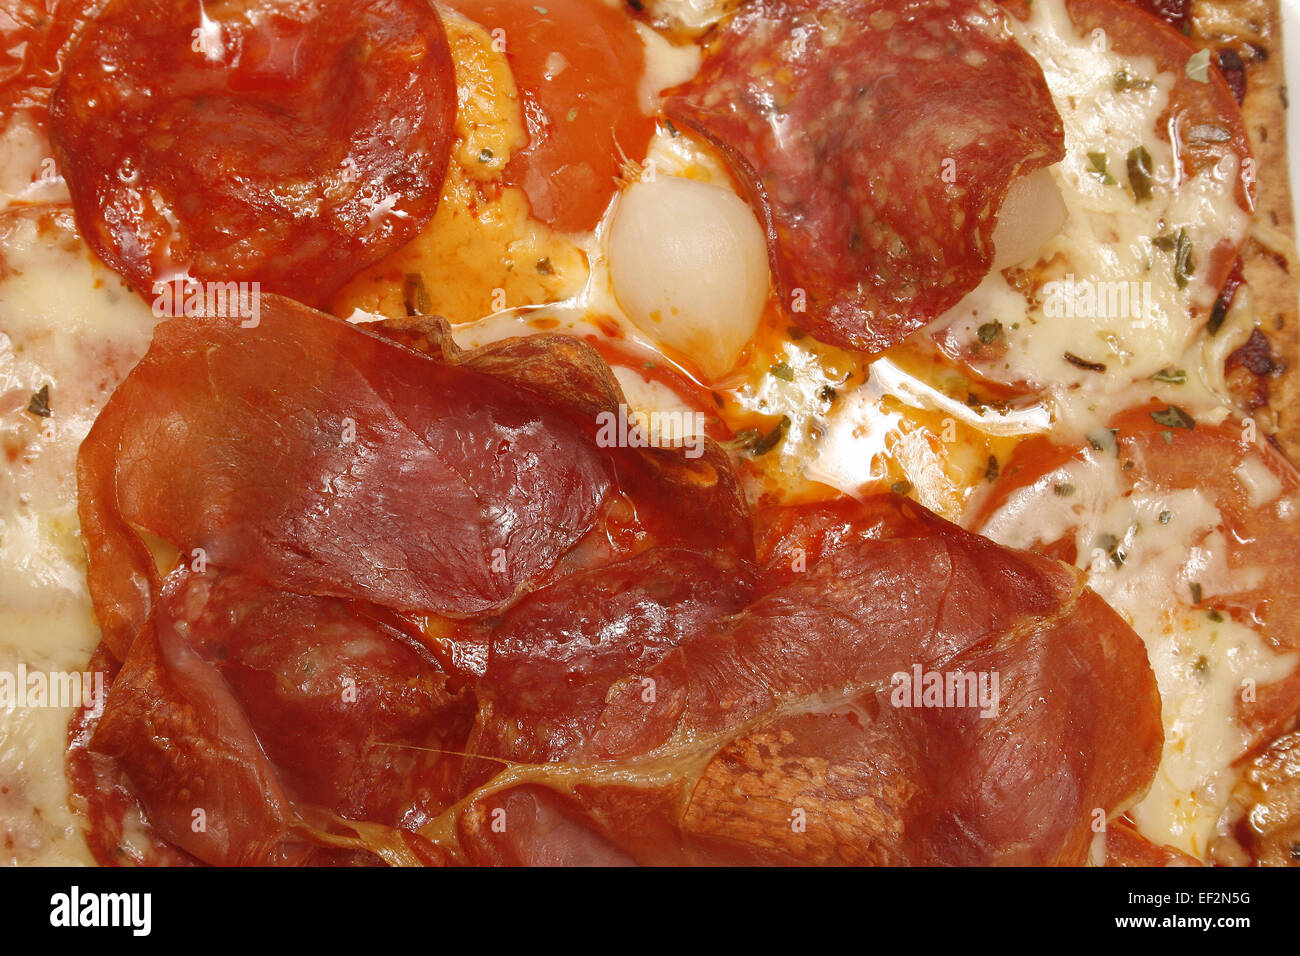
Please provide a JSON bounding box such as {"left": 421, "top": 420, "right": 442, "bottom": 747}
{"left": 612, "top": 367, "right": 707, "bottom": 446}
{"left": 1235, "top": 454, "right": 1283, "bottom": 509}
{"left": 0, "top": 203, "right": 159, "bottom": 865}
{"left": 634, "top": 0, "right": 739, "bottom": 36}
{"left": 939, "top": 0, "right": 1250, "bottom": 396}
{"left": 635, "top": 21, "right": 702, "bottom": 114}
{"left": 975, "top": 451, "right": 1298, "bottom": 857}
{"left": 0, "top": 114, "right": 66, "bottom": 207}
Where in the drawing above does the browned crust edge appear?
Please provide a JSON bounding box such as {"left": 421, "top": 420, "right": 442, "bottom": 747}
{"left": 1193, "top": 0, "right": 1300, "bottom": 457}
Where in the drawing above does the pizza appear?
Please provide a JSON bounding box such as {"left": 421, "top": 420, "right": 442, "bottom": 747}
{"left": 0, "top": 0, "right": 1298, "bottom": 866}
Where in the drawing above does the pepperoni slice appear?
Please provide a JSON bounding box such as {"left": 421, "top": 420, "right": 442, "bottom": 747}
{"left": 666, "top": 0, "right": 1064, "bottom": 356}
{"left": 49, "top": 0, "right": 456, "bottom": 307}
{"left": 0, "top": 0, "right": 103, "bottom": 124}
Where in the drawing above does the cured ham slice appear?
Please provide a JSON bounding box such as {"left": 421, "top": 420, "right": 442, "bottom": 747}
{"left": 89, "top": 585, "right": 295, "bottom": 867}
{"left": 71, "top": 297, "right": 1160, "bottom": 867}
{"left": 49, "top": 0, "right": 457, "bottom": 306}
{"left": 79, "top": 299, "right": 755, "bottom": 661}
{"left": 449, "top": 497, "right": 1162, "bottom": 865}
{"left": 666, "top": 0, "right": 1065, "bottom": 356}
{"left": 87, "top": 568, "right": 476, "bottom": 865}
{"left": 453, "top": 547, "right": 758, "bottom": 792}
{"left": 77, "top": 297, "right": 619, "bottom": 658}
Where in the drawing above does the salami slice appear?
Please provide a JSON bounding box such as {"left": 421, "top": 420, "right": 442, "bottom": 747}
{"left": 0, "top": 0, "right": 104, "bottom": 124}
{"left": 49, "top": 0, "right": 456, "bottom": 307}
{"left": 667, "top": 0, "right": 1065, "bottom": 356}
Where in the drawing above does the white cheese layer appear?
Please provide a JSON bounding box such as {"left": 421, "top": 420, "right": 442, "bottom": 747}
{"left": 0, "top": 173, "right": 160, "bottom": 863}
{"left": 974, "top": 451, "right": 1297, "bottom": 858}
{"left": 938, "top": 0, "right": 1250, "bottom": 398}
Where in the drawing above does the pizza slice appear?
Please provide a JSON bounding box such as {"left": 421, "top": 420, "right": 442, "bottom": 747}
{"left": 0, "top": 0, "right": 1297, "bottom": 866}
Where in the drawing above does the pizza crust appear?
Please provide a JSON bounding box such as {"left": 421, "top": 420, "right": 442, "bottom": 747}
{"left": 1193, "top": 0, "right": 1300, "bottom": 457}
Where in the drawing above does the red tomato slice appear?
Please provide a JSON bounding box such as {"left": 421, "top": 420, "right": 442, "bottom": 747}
{"left": 972, "top": 406, "right": 1300, "bottom": 752}
{"left": 450, "top": 0, "right": 654, "bottom": 234}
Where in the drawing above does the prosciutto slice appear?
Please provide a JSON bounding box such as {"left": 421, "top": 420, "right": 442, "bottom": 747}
{"left": 77, "top": 296, "right": 750, "bottom": 660}
{"left": 449, "top": 498, "right": 1163, "bottom": 865}
{"left": 71, "top": 298, "right": 1161, "bottom": 866}
{"left": 87, "top": 568, "right": 476, "bottom": 865}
